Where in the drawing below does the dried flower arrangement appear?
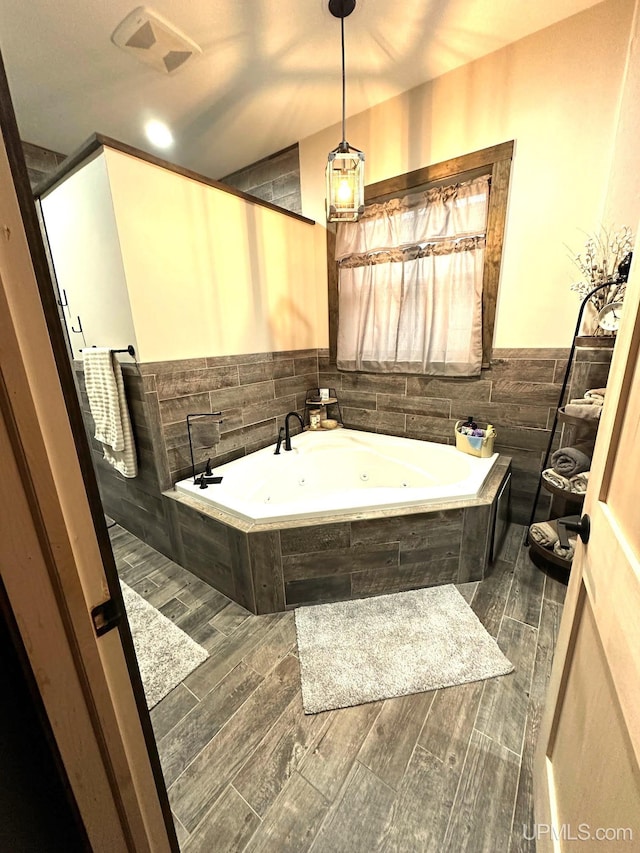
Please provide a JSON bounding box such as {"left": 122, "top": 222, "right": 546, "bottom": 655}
{"left": 568, "top": 226, "right": 634, "bottom": 333}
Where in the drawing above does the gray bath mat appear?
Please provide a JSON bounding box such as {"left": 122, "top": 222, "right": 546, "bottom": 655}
{"left": 120, "top": 581, "right": 209, "bottom": 709}
{"left": 295, "top": 585, "right": 513, "bottom": 714}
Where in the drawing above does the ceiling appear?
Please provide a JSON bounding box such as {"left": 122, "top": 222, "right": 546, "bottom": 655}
{"left": 0, "top": 0, "right": 603, "bottom": 180}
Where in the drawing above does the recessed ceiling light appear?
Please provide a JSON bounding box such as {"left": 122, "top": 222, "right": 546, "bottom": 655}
{"left": 145, "top": 119, "right": 174, "bottom": 149}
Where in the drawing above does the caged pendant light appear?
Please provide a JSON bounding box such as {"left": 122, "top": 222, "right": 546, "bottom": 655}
{"left": 325, "top": 0, "right": 365, "bottom": 222}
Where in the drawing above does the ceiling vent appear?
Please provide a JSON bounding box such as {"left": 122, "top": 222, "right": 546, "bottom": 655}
{"left": 111, "top": 6, "right": 202, "bottom": 74}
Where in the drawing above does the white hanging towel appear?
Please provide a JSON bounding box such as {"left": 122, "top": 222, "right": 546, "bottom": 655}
{"left": 83, "top": 348, "right": 138, "bottom": 478}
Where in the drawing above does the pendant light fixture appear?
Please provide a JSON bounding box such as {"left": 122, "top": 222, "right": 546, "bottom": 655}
{"left": 326, "top": 0, "right": 365, "bottom": 222}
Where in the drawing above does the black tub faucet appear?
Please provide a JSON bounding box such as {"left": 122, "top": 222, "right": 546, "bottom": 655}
{"left": 274, "top": 426, "right": 286, "bottom": 455}
{"left": 284, "top": 411, "right": 304, "bottom": 451}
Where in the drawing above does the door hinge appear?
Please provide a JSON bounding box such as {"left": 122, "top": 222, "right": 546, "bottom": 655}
{"left": 91, "top": 597, "right": 122, "bottom": 637}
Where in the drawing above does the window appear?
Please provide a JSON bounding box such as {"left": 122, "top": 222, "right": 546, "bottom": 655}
{"left": 327, "top": 141, "right": 513, "bottom": 372}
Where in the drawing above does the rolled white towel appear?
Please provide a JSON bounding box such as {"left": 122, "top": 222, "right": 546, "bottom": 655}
{"left": 554, "top": 537, "right": 576, "bottom": 561}
{"left": 568, "top": 397, "right": 602, "bottom": 406}
{"left": 569, "top": 471, "right": 590, "bottom": 494}
{"left": 529, "top": 521, "right": 559, "bottom": 548}
{"left": 564, "top": 403, "right": 602, "bottom": 420}
{"left": 542, "top": 468, "right": 571, "bottom": 491}
{"left": 585, "top": 387, "right": 606, "bottom": 399}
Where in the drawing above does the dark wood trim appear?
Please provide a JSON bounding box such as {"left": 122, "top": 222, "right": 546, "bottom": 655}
{"left": 364, "top": 141, "right": 514, "bottom": 203}
{"left": 0, "top": 51, "right": 180, "bottom": 853}
{"left": 328, "top": 141, "right": 514, "bottom": 367}
{"left": 34, "top": 132, "right": 315, "bottom": 226}
{"left": 326, "top": 222, "right": 339, "bottom": 365}
{"left": 482, "top": 156, "right": 512, "bottom": 365}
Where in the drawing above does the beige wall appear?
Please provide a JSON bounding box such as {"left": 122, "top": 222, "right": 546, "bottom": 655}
{"left": 300, "top": 0, "right": 635, "bottom": 348}
{"left": 41, "top": 151, "right": 137, "bottom": 360}
{"left": 603, "top": 0, "right": 640, "bottom": 227}
{"left": 103, "top": 148, "right": 325, "bottom": 362}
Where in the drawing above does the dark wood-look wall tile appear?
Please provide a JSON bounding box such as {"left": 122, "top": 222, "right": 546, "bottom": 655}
{"left": 341, "top": 373, "right": 408, "bottom": 394}
{"left": 141, "top": 357, "right": 207, "bottom": 375}
{"left": 337, "top": 389, "right": 377, "bottom": 409}
{"left": 487, "top": 359, "right": 556, "bottom": 383}
{"left": 318, "top": 369, "right": 343, "bottom": 390}
{"left": 285, "top": 574, "right": 351, "bottom": 607}
{"left": 274, "top": 348, "right": 318, "bottom": 360}
{"left": 405, "top": 413, "right": 456, "bottom": 440}
{"left": 491, "top": 347, "right": 569, "bottom": 360}
{"left": 160, "top": 392, "right": 212, "bottom": 426}
{"left": 282, "top": 543, "right": 398, "bottom": 582}
{"left": 351, "top": 557, "right": 459, "bottom": 597}
{"left": 293, "top": 356, "right": 318, "bottom": 375}
{"left": 280, "top": 523, "right": 351, "bottom": 555}
{"left": 249, "top": 531, "right": 285, "bottom": 614}
{"left": 156, "top": 366, "right": 239, "bottom": 401}
{"left": 238, "top": 360, "right": 277, "bottom": 385}
{"left": 343, "top": 407, "right": 406, "bottom": 433}
{"left": 227, "top": 526, "right": 256, "bottom": 613}
{"left": 175, "top": 501, "right": 232, "bottom": 555}
{"left": 377, "top": 393, "right": 452, "bottom": 418}
{"left": 215, "top": 420, "right": 277, "bottom": 457}
{"left": 181, "top": 543, "right": 235, "bottom": 599}
{"left": 209, "top": 380, "right": 276, "bottom": 411}
{"left": 242, "top": 395, "right": 296, "bottom": 427}
{"left": 489, "top": 381, "right": 561, "bottom": 407}
{"left": 273, "top": 373, "right": 318, "bottom": 399}
{"left": 144, "top": 391, "right": 172, "bottom": 490}
{"left": 406, "top": 376, "right": 491, "bottom": 401}
{"left": 206, "top": 352, "right": 273, "bottom": 367}
{"left": 458, "top": 504, "right": 493, "bottom": 582}
{"left": 273, "top": 359, "right": 295, "bottom": 379}
{"left": 451, "top": 401, "right": 549, "bottom": 429}
{"left": 494, "top": 425, "right": 550, "bottom": 452}
{"left": 553, "top": 358, "right": 569, "bottom": 384}
{"left": 350, "top": 510, "right": 462, "bottom": 547}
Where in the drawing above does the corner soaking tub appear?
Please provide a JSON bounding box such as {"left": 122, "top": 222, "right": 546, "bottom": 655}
{"left": 174, "top": 427, "right": 499, "bottom": 523}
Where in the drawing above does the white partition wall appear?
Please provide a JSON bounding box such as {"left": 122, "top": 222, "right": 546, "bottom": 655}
{"left": 41, "top": 144, "right": 322, "bottom": 363}
{"left": 41, "top": 150, "right": 137, "bottom": 360}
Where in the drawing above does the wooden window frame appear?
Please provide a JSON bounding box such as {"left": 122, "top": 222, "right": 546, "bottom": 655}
{"left": 326, "top": 141, "right": 513, "bottom": 368}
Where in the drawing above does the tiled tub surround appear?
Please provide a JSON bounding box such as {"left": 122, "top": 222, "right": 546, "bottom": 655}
{"left": 163, "top": 453, "right": 511, "bottom": 613}
{"left": 74, "top": 345, "right": 608, "bottom": 612}
{"left": 75, "top": 350, "right": 322, "bottom": 561}
{"left": 318, "top": 347, "right": 576, "bottom": 525}
{"left": 143, "top": 349, "right": 321, "bottom": 486}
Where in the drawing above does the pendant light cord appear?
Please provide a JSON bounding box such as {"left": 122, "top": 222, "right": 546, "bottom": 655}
{"left": 341, "top": 15, "right": 346, "bottom": 145}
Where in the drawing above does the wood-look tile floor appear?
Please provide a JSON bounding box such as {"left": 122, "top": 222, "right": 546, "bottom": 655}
{"left": 109, "top": 522, "right": 566, "bottom": 853}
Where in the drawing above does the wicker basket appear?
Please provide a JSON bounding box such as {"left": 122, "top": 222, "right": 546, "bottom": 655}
{"left": 454, "top": 420, "right": 496, "bottom": 458}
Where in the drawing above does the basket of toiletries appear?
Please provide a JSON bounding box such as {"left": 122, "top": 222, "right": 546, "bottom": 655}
{"left": 455, "top": 417, "right": 496, "bottom": 458}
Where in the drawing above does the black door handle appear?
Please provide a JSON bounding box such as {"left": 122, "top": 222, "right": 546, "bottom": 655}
{"left": 560, "top": 514, "right": 591, "bottom": 544}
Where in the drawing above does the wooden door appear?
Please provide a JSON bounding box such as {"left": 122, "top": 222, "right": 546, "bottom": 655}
{"left": 0, "top": 55, "right": 176, "bottom": 851}
{"left": 533, "top": 231, "right": 640, "bottom": 850}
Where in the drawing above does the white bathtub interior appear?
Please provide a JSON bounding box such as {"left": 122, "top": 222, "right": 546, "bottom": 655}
{"left": 174, "top": 428, "right": 499, "bottom": 523}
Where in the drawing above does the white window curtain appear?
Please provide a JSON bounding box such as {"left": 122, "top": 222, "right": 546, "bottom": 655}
{"left": 335, "top": 175, "right": 490, "bottom": 376}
